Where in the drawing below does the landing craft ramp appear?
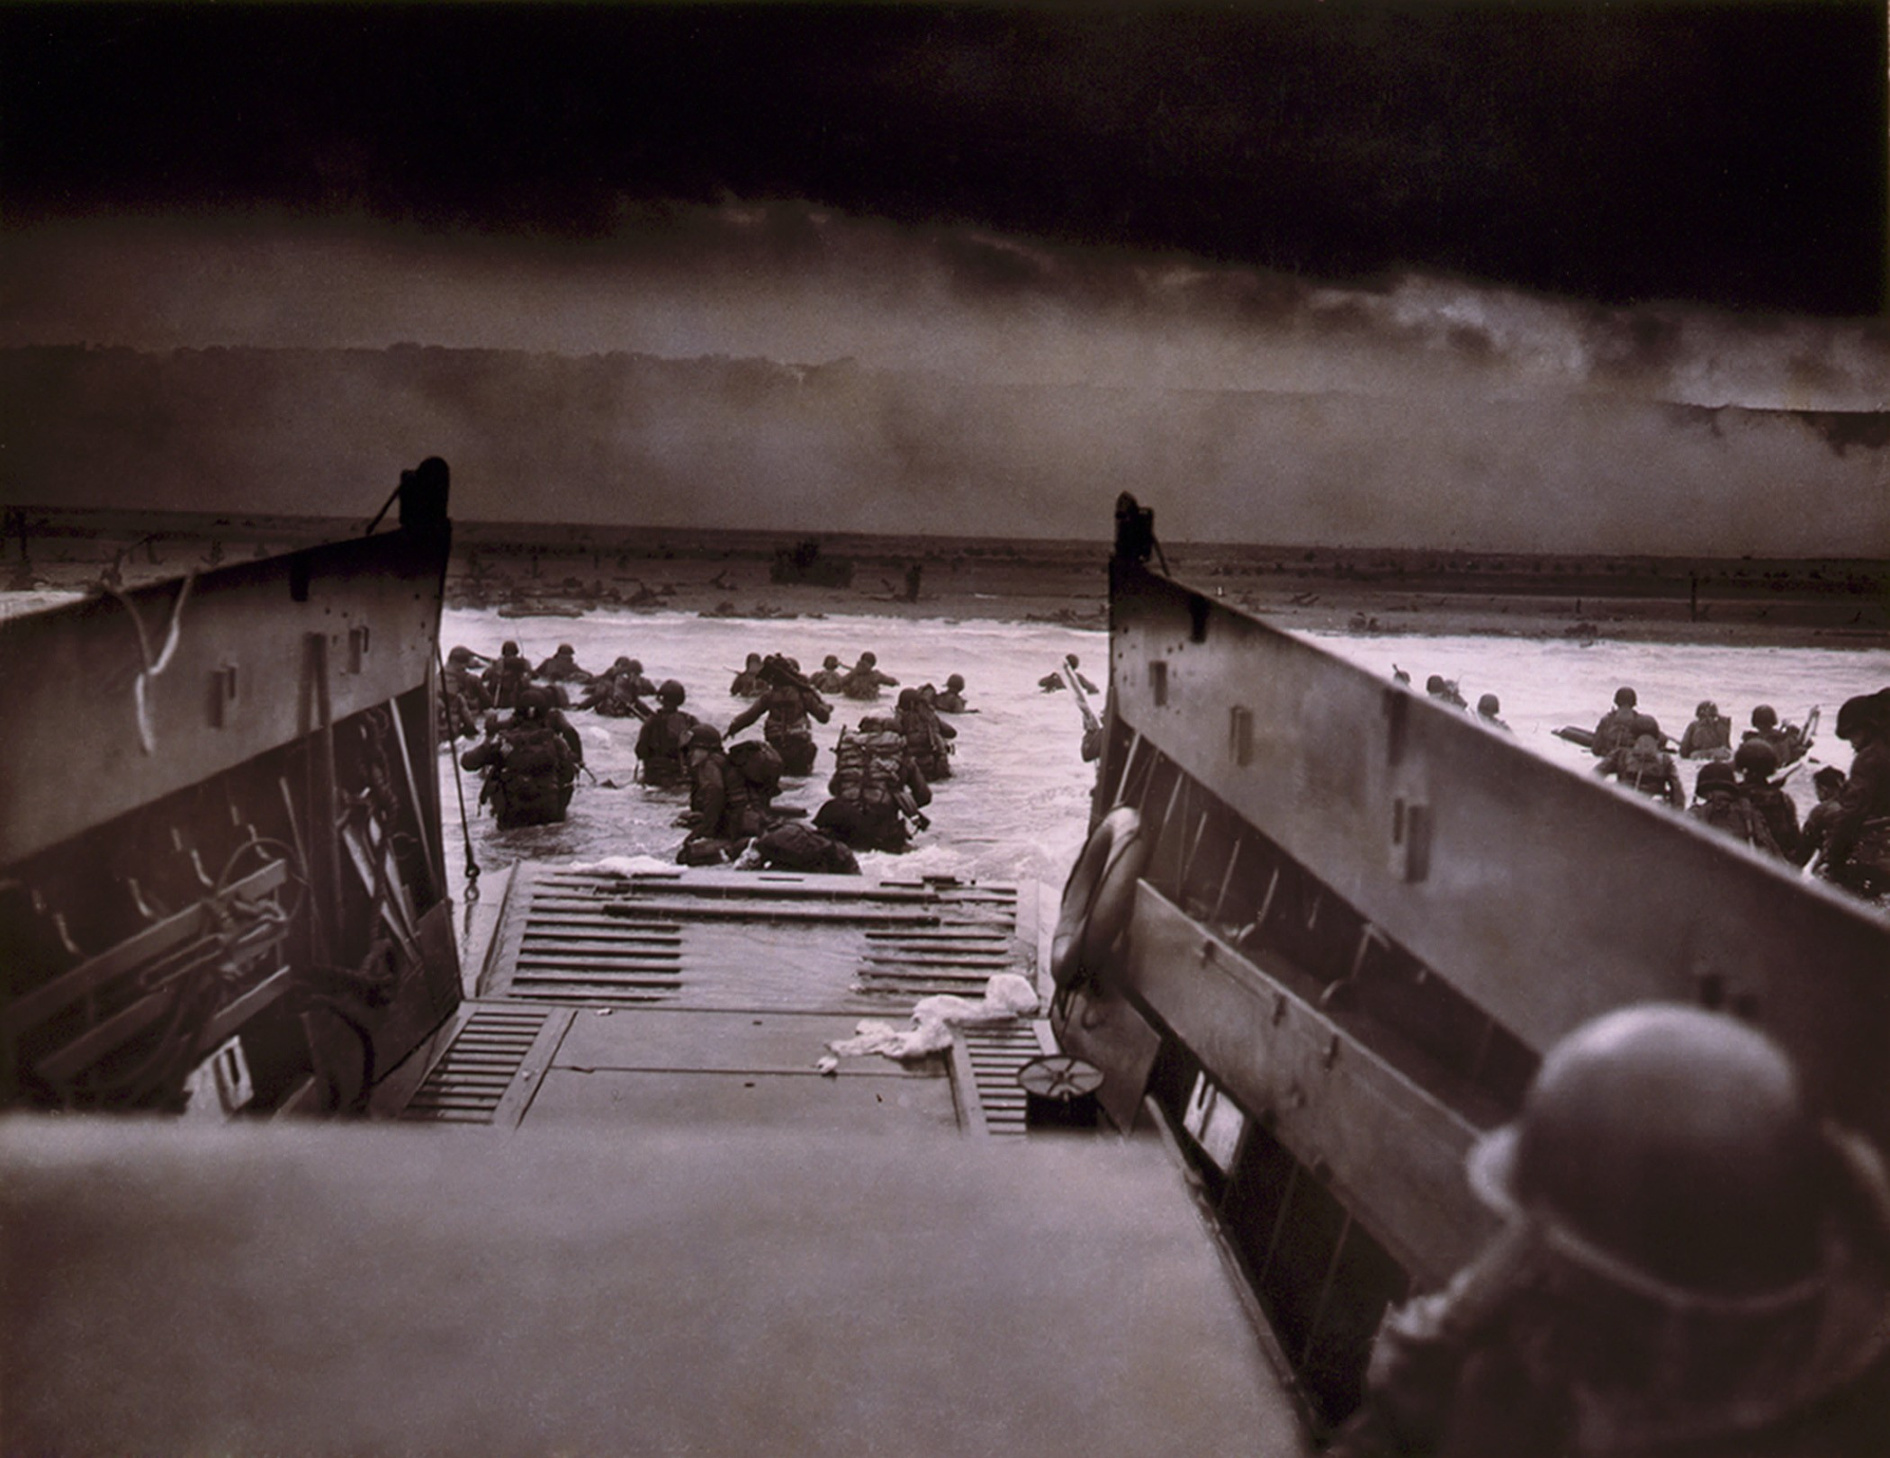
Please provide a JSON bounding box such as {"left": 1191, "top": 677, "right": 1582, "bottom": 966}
{"left": 2, "top": 863, "right": 1313, "bottom": 1455}
{"left": 378, "top": 865, "right": 1056, "bottom": 1136}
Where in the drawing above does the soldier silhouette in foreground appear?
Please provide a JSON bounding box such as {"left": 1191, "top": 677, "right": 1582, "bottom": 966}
{"left": 1332, "top": 1003, "right": 1890, "bottom": 1457}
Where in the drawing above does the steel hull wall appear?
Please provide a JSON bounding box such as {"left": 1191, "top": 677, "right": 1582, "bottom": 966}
{"left": 1103, "top": 559, "right": 1890, "bottom": 1155}
{"left": 0, "top": 526, "right": 450, "bottom": 869}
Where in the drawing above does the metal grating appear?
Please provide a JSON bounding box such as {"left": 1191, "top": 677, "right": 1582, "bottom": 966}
{"left": 956, "top": 1021, "right": 1056, "bottom": 1137}
{"left": 399, "top": 1007, "right": 552, "bottom": 1124}
{"left": 857, "top": 886, "right": 1018, "bottom": 997}
{"left": 487, "top": 866, "right": 1032, "bottom": 1017}
{"left": 508, "top": 870, "right": 684, "bottom": 1004}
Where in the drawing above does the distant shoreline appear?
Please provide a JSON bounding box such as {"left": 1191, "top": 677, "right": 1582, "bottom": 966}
{"left": 4, "top": 507, "right": 1884, "bottom": 648}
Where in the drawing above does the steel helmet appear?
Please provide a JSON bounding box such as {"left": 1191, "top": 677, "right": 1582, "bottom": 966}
{"left": 1695, "top": 761, "right": 1737, "bottom": 792}
{"left": 1696, "top": 699, "right": 1718, "bottom": 718}
{"left": 858, "top": 651, "right": 877, "bottom": 667}
{"left": 823, "top": 655, "right": 841, "bottom": 670}
{"left": 688, "top": 724, "right": 722, "bottom": 751}
{"left": 1836, "top": 689, "right": 1890, "bottom": 742}
{"left": 1734, "top": 739, "right": 1780, "bottom": 777}
{"left": 658, "top": 679, "right": 686, "bottom": 705}
{"left": 1469, "top": 1004, "right": 1827, "bottom": 1299}
{"left": 1615, "top": 686, "right": 1638, "bottom": 707}
{"left": 516, "top": 688, "right": 553, "bottom": 718}
{"left": 1477, "top": 693, "right": 1501, "bottom": 717}
{"left": 730, "top": 740, "right": 782, "bottom": 788}
{"left": 946, "top": 674, "right": 964, "bottom": 691}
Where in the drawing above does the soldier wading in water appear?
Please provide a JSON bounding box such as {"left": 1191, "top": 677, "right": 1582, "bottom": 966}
{"left": 725, "top": 655, "right": 832, "bottom": 777}
{"left": 459, "top": 688, "right": 579, "bottom": 829}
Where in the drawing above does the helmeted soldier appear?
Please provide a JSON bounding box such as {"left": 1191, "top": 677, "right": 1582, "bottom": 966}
{"left": 1474, "top": 693, "right": 1510, "bottom": 733}
{"left": 535, "top": 642, "right": 591, "bottom": 685}
{"left": 725, "top": 656, "right": 833, "bottom": 776}
{"left": 579, "top": 656, "right": 654, "bottom": 719}
{"left": 814, "top": 715, "right": 932, "bottom": 851}
{"left": 1424, "top": 674, "right": 1468, "bottom": 711}
{"left": 677, "top": 724, "right": 766, "bottom": 864}
{"left": 618, "top": 658, "right": 656, "bottom": 697}
{"left": 458, "top": 688, "right": 579, "bottom": 829}
{"left": 1040, "top": 653, "right": 1099, "bottom": 694}
{"left": 1333, "top": 1004, "right": 1890, "bottom": 1457}
{"left": 1595, "top": 733, "right": 1685, "bottom": 809}
{"left": 1688, "top": 760, "right": 1782, "bottom": 856}
{"left": 481, "top": 640, "right": 532, "bottom": 711}
{"left": 1824, "top": 688, "right": 1890, "bottom": 899}
{"left": 895, "top": 686, "right": 954, "bottom": 782}
{"left": 1794, "top": 766, "right": 1848, "bottom": 872}
{"left": 1678, "top": 700, "right": 1731, "bottom": 760}
{"left": 1733, "top": 739, "right": 1800, "bottom": 860}
{"left": 934, "top": 673, "right": 969, "bottom": 714}
{"left": 1592, "top": 687, "right": 1658, "bottom": 758}
{"left": 634, "top": 679, "right": 698, "bottom": 788}
{"left": 839, "top": 651, "right": 899, "bottom": 701}
{"left": 729, "top": 653, "right": 767, "bottom": 698}
{"left": 1743, "top": 704, "right": 1810, "bottom": 769}
{"left": 439, "top": 645, "right": 490, "bottom": 741}
{"left": 810, "top": 654, "right": 847, "bottom": 693}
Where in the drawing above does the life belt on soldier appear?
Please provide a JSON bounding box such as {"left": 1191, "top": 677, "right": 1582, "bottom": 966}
{"left": 1050, "top": 806, "right": 1150, "bottom": 991}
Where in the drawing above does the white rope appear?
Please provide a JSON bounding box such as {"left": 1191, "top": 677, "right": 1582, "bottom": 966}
{"left": 110, "top": 572, "right": 195, "bottom": 755}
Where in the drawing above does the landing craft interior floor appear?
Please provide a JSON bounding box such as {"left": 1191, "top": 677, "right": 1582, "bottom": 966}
{"left": 377, "top": 865, "right": 1055, "bottom": 1136}
{"left": 1, "top": 1119, "right": 1312, "bottom": 1456}
{"left": 0, "top": 863, "right": 1318, "bottom": 1454}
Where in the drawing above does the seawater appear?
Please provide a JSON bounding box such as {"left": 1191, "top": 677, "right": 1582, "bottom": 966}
{"left": 436, "top": 608, "right": 1111, "bottom": 960}
{"left": 437, "top": 606, "right": 1890, "bottom": 964}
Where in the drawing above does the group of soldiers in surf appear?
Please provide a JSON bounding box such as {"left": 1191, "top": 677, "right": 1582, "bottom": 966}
{"left": 1394, "top": 664, "right": 1890, "bottom": 900}
{"left": 1400, "top": 666, "right": 1515, "bottom": 733}
{"left": 661, "top": 649, "right": 969, "bottom": 872}
{"left": 1583, "top": 684, "right": 1889, "bottom": 898}
{"left": 439, "top": 642, "right": 598, "bottom": 831}
{"left": 442, "top": 637, "right": 974, "bottom": 869}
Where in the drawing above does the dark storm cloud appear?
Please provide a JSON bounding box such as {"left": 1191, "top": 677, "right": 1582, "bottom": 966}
{"left": 3, "top": 3, "right": 1883, "bottom": 316}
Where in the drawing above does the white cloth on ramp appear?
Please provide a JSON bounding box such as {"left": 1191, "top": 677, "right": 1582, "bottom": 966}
{"left": 827, "top": 973, "right": 1039, "bottom": 1062}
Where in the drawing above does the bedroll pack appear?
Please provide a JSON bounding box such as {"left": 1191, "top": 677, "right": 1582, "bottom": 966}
{"left": 728, "top": 739, "right": 784, "bottom": 792}
{"left": 755, "top": 822, "right": 861, "bottom": 875}
{"left": 829, "top": 728, "right": 908, "bottom": 807}
{"left": 1691, "top": 794, "right": 1777, "bottom": 852}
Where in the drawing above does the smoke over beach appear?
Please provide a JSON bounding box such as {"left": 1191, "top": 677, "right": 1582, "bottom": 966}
{"left": 3, "top": 209, "right": 1885, "bottom": 557}
{"left": 2, "top": 6, "right": 1883, "bottom": 555}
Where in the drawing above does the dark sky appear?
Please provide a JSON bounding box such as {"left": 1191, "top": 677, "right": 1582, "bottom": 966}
{"left": 4, "top": 2, "right": 1884, "bottom": 318}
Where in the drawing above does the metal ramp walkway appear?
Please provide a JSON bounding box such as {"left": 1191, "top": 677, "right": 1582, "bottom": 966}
{"left": 394, "top": 864, "right": 1048, "bottom": 1135}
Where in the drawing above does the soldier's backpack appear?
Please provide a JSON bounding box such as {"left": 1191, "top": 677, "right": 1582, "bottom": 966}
{"left": 502, "top": 726, "right": 564, "bottom": 779}
{"left": 829, "top": 726, "right": 907, "bottom": 807}
{"left": 754, "top": 822, "right": 860, "bottom": 875}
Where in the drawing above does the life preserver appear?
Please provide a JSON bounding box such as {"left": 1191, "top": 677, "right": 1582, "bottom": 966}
{"left": 1050, "top": 806, "right": 1150, "bottom": 991}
